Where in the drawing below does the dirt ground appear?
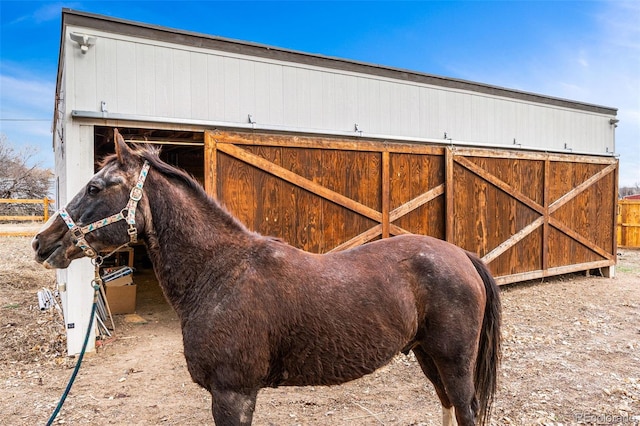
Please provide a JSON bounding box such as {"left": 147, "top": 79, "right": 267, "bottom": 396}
{"left": 1, "top": 224, "right": 639, "bottom": 425}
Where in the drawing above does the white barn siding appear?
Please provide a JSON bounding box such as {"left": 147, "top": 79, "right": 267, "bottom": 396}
{"left": 334, "top": 73, "right": 357, "bottom": 132}
{"left": 223, "top": 57, "right": 242, "bottom": 123}
{"left": 320, "top": 72, "right": 335, "bottom": 129}
{"left": 72, "top": 42, "right": 97, "bottom": 111}
{"left": 134, "top": 43, "right": 154, "bottom": 115}
{"left": 207, "top": 54, "right": 225, "bottom": 120}
{"left": 64, "top": 22, "right": 616, "bottom": 156}
{"left": 253, "top": 61, "right": 271, "bottom": 124}
{"left": 238, "top": 59, "right": 255, "bottom": 124}
{"left": 154, "top": 46, "right": 174, "bottom": 117}
{"left": 117, "top": 40, "right": 138, "bottom": 114}
{"left": 173, "top": 49, "right": 191, "bottom": 118}
{"left": 190, "top": 52, "right": 209, "bottom": 120}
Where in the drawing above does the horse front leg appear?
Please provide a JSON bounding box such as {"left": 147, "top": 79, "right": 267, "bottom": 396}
{"left": 210, "top": 388, "right": 258, "bottom": 426}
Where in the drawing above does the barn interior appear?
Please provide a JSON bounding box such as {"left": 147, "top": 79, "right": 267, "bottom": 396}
{"left": 93, "top": 126, "right": 205, "bottom": 325}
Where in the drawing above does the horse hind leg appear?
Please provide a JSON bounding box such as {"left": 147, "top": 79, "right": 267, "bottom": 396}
{"left": 413, "top": 346, "right": 459, "bottom": 426}
{"left": 443, "top": 406, "right": 458, "bottom": 426}
{"left": 210, "top": 388, "right": 258, "bottom": 426}
{"left": 435, "top": 358, "right": 478, "bottom": 426}
{"left": 413, "top": 345, "right": 477, "bottom": 426}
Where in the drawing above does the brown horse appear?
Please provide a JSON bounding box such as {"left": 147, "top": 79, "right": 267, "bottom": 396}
{"left": 32, "top": 129, "right": 501, "bottom": 426}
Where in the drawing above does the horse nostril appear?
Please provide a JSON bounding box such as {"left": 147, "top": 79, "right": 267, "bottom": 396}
{"left": 32, "top": 235, "right": 40, "bottom": 252}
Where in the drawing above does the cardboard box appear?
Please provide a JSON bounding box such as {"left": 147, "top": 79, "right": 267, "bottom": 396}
{"left": 106, "top": 274, "right": 133, "bottom": 287}
{"left": 105, "top": 274, "right": 136, "bottom": 314}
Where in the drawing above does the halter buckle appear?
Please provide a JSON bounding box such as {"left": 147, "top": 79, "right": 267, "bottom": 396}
{"left": 70, "top": 226, "right": 85, "bottom": 241}
{"left": 127, "top": 224, "right": 138, "bottom": 243}
{"left": 130, "top": 187, "right": 143, "bottom": 201}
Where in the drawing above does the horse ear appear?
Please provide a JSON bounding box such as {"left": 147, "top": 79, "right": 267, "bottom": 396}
{"left": 113, "top": 128, "right": 131, "bottom": 164}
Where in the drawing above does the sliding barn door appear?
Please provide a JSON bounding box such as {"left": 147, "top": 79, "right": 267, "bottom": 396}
{"left": 205, "top": 131, "right": 445, "bottom": 253}
{"left": 446, "top": 148, "right": 618, "bottom": 283}
{"left": 205, "top": 130, "right": 618, "bottom": 284}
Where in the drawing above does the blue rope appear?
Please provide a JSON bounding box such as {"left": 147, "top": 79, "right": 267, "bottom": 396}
{"left": 46, "top": 286, "right": 99, "bottom": 426}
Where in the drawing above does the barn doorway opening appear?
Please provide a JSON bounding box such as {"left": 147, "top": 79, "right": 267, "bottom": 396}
{"left": 93, "top": 126, "right": 205, "bottom": 323}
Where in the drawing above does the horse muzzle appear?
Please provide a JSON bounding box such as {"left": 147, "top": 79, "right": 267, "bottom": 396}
{"left": 32, "top": 215, "right": 78, "bottom": 269}
{"left": 33, "top": 242, "right": 68, "bottom": 269}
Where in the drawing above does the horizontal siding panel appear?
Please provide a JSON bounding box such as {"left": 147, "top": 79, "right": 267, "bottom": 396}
{"left": 238, "top": 59, "right": 255, "bottom": 124}
{"left": 222, "top": 56, "right": 241, "bottom": 122}
{"left": 154, "top": 46, "right": 173, "bottom": 117}
{"left": 252, "top": 61, "right": 280, "bottom": 125}
{"left": 321, "top": 72, "right": 337, "bottom": 130}
{"left": 334, "top": 73, "right": 357, "bottom": 132}
{"left": 190, "top": 52, "right": 209, "bottom": 120}
{"left": 116, "top": 40, "right": 137, "bottom": 114}
{"left": 72, "top": 37, "right": 97, "bottom": 111}
{"left": 94, "top": 38, "right": 117, "bottom": 115}
{"left": 207, "top": 54, "right": 225, "bottom": 120}
{"left": 66, "top": 30, "right": 615, "bottom": 155}
{"left": 172, "top": 49, "right": 191, "bottom": 119}
{"left": 268, "top": 64, "right": 285, "bottom": 125}
{"left": 301, "top": 68, "right": 324, "bottom": 129}
{"left": 281, "top": 66, "right": 298, "bottom": 127}
{"left": 356, "top": 77, "right": 375, "bottom": 134}
{"left": 134, "top": 45, "right": 154, "bottom": 115}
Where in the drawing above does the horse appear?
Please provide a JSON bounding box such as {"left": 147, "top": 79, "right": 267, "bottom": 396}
{"left": 32, "top": 129, "right": 501, "bottom": 426}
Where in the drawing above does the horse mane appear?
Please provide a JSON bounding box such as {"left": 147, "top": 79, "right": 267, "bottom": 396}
{"left": 100, "top": 144, "right": 211, "bottom": 203}
{"left": 100, "top": 143, "right": 252, "bottom": 237}
{"left": 142, "top": 148, "right": 211, "bottom": 201}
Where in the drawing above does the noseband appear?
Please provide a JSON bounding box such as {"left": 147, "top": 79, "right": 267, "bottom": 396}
{"left": 58, "top": 161, "right": 150, "bottom": 260}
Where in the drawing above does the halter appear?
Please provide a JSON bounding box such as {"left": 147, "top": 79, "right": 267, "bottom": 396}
{"left": 58, "top": 161, "right": 150, "bottom": 260}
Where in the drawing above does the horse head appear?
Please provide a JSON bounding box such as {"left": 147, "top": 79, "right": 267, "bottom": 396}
{"left": 32, "top": 129, "right": 150, "bottom": 269}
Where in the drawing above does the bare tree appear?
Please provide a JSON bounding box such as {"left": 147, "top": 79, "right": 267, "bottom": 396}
{"left": 620, "top": 184, "right": 640, "bottom": 198}
{"left": 0, "top": 134, "right": 53, "bottom": 199}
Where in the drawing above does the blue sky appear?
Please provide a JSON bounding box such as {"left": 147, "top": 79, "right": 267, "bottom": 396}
{"left": 1, "top": 0, "right": 639, "bottom": 186}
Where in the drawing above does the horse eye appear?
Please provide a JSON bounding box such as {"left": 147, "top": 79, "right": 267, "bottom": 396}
{"left": 87, "top": 184, "right": 101, "bottom": 195}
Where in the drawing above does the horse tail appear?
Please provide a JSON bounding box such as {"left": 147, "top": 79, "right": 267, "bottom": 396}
{"left": 466, "top": 252, "right": 502, "bottom": 426}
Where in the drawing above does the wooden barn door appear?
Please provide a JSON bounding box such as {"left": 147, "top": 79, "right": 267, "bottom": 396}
{"left": 205, "top": 131, "right": 617, "bottom": 284}
{"left": 446, "top": 148, "right": 618, "bottom": 284}
{"left": 204, "top": 131, "right": 445, "bottom": 253}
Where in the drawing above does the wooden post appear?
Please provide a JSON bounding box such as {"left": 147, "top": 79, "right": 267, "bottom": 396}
{"left": 43, "top": 198, "right": 50, "bottom": 222}
{"left": 607, "top": 161, "right": 620, "bottom": 278}
{"left": 445, "top": 147, "right": 454, "bottom": 243}
{"left": 204, "top": 131, "right": 218, "bottom": 199}
{"left": 542, "top": 159, "right": 549, "bottom": 274}
{"left": 381, "top": 151, "right": 390, "bottom": 239}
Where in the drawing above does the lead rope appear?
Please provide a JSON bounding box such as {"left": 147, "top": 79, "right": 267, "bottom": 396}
{"left": 46, "top": 261, "right": 103, "bottom": 426}
{"left": 46, "top": 161, "right": 150, "bottom": 424}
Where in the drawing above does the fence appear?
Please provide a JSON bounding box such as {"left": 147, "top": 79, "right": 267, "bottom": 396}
{"left": 618, "top": 200, "right": 640, "bottom": 248}
{"left": 1, "top": 194, "right": 639, "bottom": 249}
{"left": 0, "top": 198, "right": 55, "bottom": 237}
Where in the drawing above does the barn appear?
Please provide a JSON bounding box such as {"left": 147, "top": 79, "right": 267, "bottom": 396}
{"left": 53, "top": 9, "right": 619, "bottom": 354}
